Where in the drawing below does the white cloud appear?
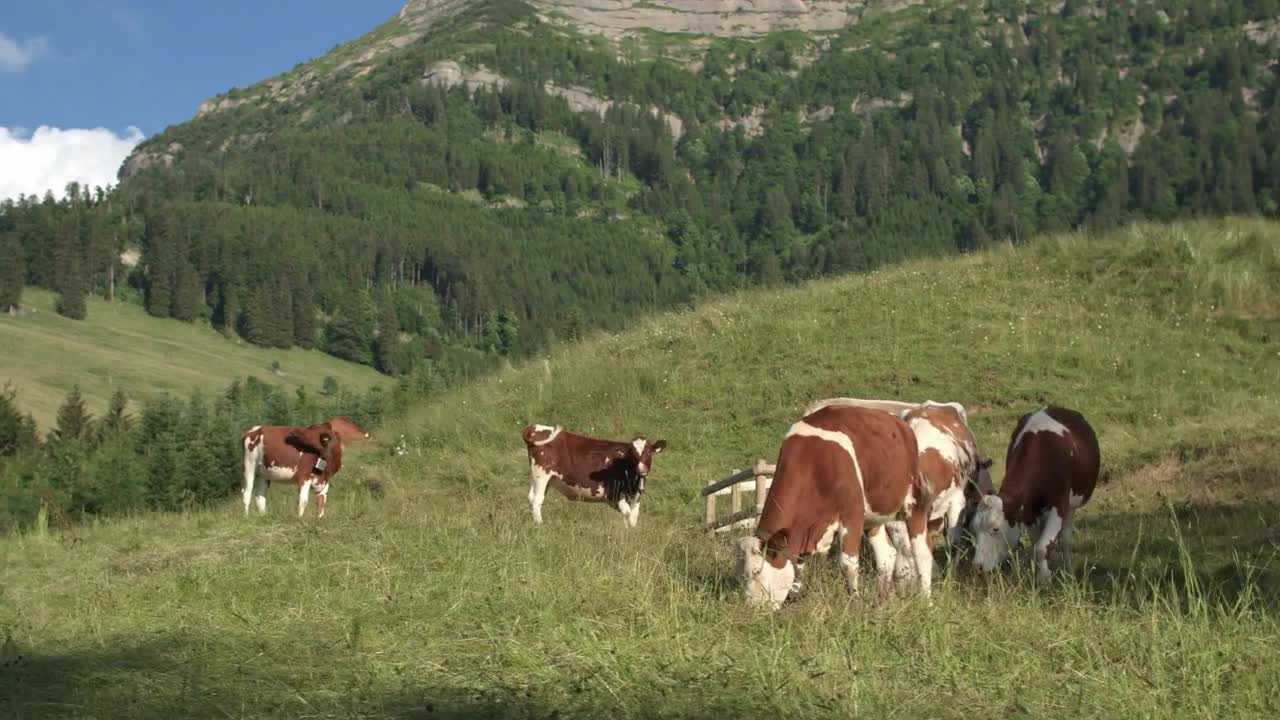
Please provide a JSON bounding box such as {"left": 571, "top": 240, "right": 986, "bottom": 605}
{"left": 0, "top": 126, "right": 146, "bottom": 202}
{"left": 0, "top": 32, "right": 49, "bottom": 73}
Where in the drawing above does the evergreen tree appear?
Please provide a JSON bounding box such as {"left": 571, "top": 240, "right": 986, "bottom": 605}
{"left": 241, "top": 286, "right": 272, "bottom": 346}
{"left": 98, "top": 387, "right": 133, "bottom": 440}
{"left": 291, "top": 274, "right": 316, "bottom": 349}
{"left": 0, "top": 232, "right": 24, "bottom": 313}
{"left": 55, "top": 246, "right": 88, "bottom": 320}
{"left": 180, "top": 393, "right": 223, "bottom": 504}
{"left": 144, "top": 211, "right": 175, "bottom": 318}
{"left": 218, "top": 284, "right": 242, "bottom": 338}
{"left": 0, "top": 382, "right": 38, "bottom": 456}
{"left": 49, "top": 385, "right": 93, "bottom": 445}
{"left": 171, "top": 259, "right": 202, "bottom": 322}
{"left": 375, "top": 304, "right": 402, "bottom": 375}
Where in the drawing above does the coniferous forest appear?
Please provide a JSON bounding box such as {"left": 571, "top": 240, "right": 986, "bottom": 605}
{"left": 3, "top": 1, "right": 1277, "bottom": 382}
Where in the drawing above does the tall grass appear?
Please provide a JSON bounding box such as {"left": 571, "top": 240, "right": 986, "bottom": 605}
{"left": 2, "top": 219, "right": 1278, "bottom": 719}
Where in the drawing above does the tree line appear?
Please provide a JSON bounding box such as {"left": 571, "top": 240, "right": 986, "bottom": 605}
{"left": 0, "top": 369, "right": 432, "bottom": 532}
{"left": 2, "top": 0, "right": 1278, "bottom": 376}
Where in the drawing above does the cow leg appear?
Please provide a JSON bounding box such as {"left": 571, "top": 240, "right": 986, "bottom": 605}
{"left": 626, "top": 499, "right": 641, "bottom": 528}
{"left": 943, "top": 496, "right": 965, "bottom": 551}
{"left": 242, "top": 456, "right": 256, "bottom": 516}
{"left": 866, "top": 524, "right": 899, "bottom": 599}
{"left": 253, "top": 480, "right": 269, "bottom": 515}
{"left": 297, "top": 480, "right": 312, "bottom": 518}
{"left": 315, "top": 482, "right": 329, "bottom": 518}
{"left": 1059, "top": 510, "right": 1074, "bottom": 570}
{"left": 837, "top": 511, "right": 865, "bottom": 595}
{"left": 527, "top": 463, "right": 553, "bottom": 525}
{"left": 1033, "top": 508, "right": 1064, "bottom": 585}
{"left": 906, "top": 507, "right": 934, "bottom": 601}
{"left": 617, "top": 498, "right": 637, "bottom": 528}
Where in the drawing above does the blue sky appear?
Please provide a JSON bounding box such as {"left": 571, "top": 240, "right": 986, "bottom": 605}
{"left": 1, "top": 1, "right": 403, "bottom": 200}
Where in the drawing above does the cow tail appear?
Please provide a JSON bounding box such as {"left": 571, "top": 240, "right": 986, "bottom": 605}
{"left": 912, "top": 468, "right": 935, "bottom": 513}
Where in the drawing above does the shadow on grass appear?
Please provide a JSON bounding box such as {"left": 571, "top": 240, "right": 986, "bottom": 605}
{"left": 1072, "top": 499, "right": 1280, "bottom": 614}
{"left": 1, "top": 635, "right": 757, "bottom": 720}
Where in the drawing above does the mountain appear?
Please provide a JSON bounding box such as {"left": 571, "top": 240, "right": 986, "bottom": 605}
{"left": 4, "top": 0, "right": 1279, "bottom": 380}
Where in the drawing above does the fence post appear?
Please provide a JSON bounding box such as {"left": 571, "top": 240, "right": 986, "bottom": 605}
{"left": 754, "top": 458, "right": 769, "bottom": 515}
{"left": 705, "top": 492, "right": 716, "bottom": 527}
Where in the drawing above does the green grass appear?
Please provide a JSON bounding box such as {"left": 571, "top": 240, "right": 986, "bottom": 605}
{"left": 0, "top": 289, "right": 386, "bottom": 430}
{"left": 2, "top": 219, "right": 1279, "bottom": 718}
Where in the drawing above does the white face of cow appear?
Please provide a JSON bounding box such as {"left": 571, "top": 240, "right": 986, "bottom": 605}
{"left": 969, "top": 495, "right": 1022, "bottom": 574}
{"left": 629, "top": 438, "right": 667, "bottom": 476}
{"left": 735, "top": 536, "right": 795, "bottom": 610}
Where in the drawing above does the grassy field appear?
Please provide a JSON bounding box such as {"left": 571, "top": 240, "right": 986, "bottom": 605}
{"left": 2, "top": 219, "right": 1279, "bottom": 718}
{"left": 0, "top": 289, "right": 386, "bottom": 430}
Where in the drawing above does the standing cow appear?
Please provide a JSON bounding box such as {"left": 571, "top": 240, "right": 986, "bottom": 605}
{"left": 736, "top": 404, "right": 935, "bottom": 610}
{"left": 242, "top": 418, "right": 360, "bottom": 518}
{"left": 969, "top": 405, "right": 1100, "bottom": 584}
{"left": 522, "top": 424, "right": 667, "bottom": 528}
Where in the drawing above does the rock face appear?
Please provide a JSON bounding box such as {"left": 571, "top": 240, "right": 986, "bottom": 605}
{"left": 402, "top": 0, "right": 922, "bottom": 39}
{"left": 424, "top": 60, "right": 686, "bottom": 138}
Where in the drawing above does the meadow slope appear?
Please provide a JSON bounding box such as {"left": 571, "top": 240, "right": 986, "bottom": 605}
{"left": 0, "top": 289, "right": 386, "bottom": 430}
{"left": 2, "top": 220, "right": 1279, "bottom": 719}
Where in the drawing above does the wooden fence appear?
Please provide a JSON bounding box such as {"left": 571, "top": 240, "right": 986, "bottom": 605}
{"left": 700, "top": 458, "right": 775, "bottom": 533}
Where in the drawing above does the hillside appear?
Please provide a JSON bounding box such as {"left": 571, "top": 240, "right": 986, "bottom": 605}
{"left": 2, "top": 219, "right": 1278, "bottom": 718}
{"left": 0, "top": 288, "right": 385, "bottom": 430}
{"left": 6, "top": 0, "right": 1279, "bottom": 383}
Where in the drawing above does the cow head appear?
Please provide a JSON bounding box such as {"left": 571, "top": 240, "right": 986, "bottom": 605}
{"left": 628, "top": 437, "right": 667, "bottom": 476}
{"left": 735, "top": 535, "right": 795, "bottom": 610}
{"left": 968, "top": 494, "right": 1023, "bottom": 574}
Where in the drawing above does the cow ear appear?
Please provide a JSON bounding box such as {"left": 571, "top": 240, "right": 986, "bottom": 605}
{"left": 651, "top": 439, "right": 667, "bottom": 453}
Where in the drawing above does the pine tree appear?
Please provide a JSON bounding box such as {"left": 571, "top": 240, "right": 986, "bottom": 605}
{"left": 218, "top": 284, "right": 242, "bottom": 338}
{"left": 241, "top": 286, "right": 272, "bottom": 346}
{"left": 291, "top": 274, "right": 316, "bottom": 349}
{"left": 144, "top": 211, "right": 175, "bottom": 318}
{"left": 180, "top": 393, "right": 222, "bottom": 504}
{"left": 98, "top": 387, "right": 133, "bottom": 440}
{"left": 0, "top": 382, "right": 38, "bottom": 456}
{"left": 55, "top": 246, "right": 88, "bottom": 320}
{"left": 0, "top": 232, "right": 24, "bottom": 313}
{"left": 171, "top": 259, "right": 202, "bottom": 322}
{"left": 49, "top": 385, "right": 93, "bottom": 445}
{"left": 375, "top": 304, "right": 402, "bottom": 375}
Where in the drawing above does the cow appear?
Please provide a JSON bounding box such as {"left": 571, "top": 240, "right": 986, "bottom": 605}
{"left": 804, "top": 398, "right": 994, "bottom": 580}
{"left": 241, "top": 420, "right": 346, "bottom": 518}
{"left": 969, "top": 405, "right": 1100, "bottom": 585}
{"left": 522, "top": 424, "right": 667, "bottom": 528}
{"left": 735, "top": 404, "right": 935, "bottom": 610}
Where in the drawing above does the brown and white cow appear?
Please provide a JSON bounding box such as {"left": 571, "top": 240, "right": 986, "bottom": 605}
{"left": 522, "top": 424, "right": 667, "bottom": 528}
{"left": 241, "top": 420, "right": 346, "bottom": 518}
{"left": 735, "top": 404, "right": 935, "bottom": 610}
{"left": 805, "top": 398, "right": 994, "bottom": 576}
{"left": 969, "top": 405, "right": 1100, "bottom": 584}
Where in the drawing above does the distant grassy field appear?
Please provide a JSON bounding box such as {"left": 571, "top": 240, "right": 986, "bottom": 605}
{"left": 2, "top": 219, "right": 1278, "bottom": 719}
{"left": 0, "top": 289, "right": 386, "bottom": 430}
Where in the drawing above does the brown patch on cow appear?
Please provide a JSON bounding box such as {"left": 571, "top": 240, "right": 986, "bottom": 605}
{"left": 757, "top": 405, "right": 927, "bottom": 570}
{"left": 998, "top": 406, "right": 1101, "bottom": 527}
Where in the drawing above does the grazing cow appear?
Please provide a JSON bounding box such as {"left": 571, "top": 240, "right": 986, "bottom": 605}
{"left": 805, "top": 398, "right": 994, "bottom": 572}
{"left": 522, "top": 424, "right": 667, "bottom": 528}
{"left": 969, "top": 406, "right": 1100, "bottom": 584}
{"left": 735, "top": 404, "right": 934, "bottom": 610}
{"left": 242, "top": 421, "right": 345, "bottom": 518}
